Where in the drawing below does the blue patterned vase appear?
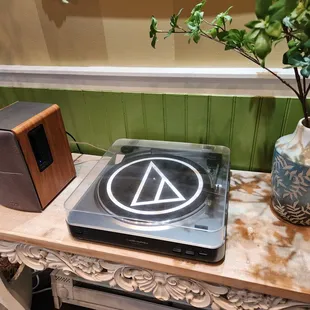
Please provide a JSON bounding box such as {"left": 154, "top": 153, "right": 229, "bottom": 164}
{"left": 271, "top": 118, "right": 310, "bottom": 226}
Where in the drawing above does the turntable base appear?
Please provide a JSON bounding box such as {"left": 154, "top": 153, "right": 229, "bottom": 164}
{"left": 66, "top": 139, "right": 230, "bottom": 263}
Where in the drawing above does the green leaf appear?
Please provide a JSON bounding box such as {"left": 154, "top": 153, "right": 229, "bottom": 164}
{"left": 225, "top": 15, "right": 233, "bottom": 24}
{"left": 164, "top": 29, "right": 174, "bottom": 39}
{"left": 283, "top": 52, "right": 289, "bottom": 64}
{"left": 254, "top": 31, "right": 272, "bottom": 59}
{"left": 282, "top": 45, "right": 298, "bottom": 64}
{"left": 150, "top": 16, "right": 158, "bottom": 37}
{"left": 218, "top": 29, "right": 246, "bottom": 49}
{"left": 304, "top": 39, "right": 310, "bottom": 47}
{"left": 266, "top": 21, "right": 283, "bottom": 38}
{"left": 225, "top": 44, "right": 235, "bottom": 50}
{"left": 217, "top": 31, "right": 228, "bottom": 41}
{"left": 224, "top": 6, "right": 233, "bottom": 14}
{"left": 282, "top": 16, "right": 294, "bottom": 28}
{"left": 288, "top": 40, "right": 297, "bottom": 48}
{"left": 151, "top": 35, "right": 158, "bottom": 48}
{"left": 207, "top": 28, "right": 217, "bottom": 38}
{"left": 245, "top": 20, "right": 263, "bottom": 29}
{"left": 176, "top": 8, "right": 183, "bottom": 19}
{"left": 150, "top": 16, "right": 159, "bottom": 48}
{"left": 245, "top": 29, "right": 260, "bottom": 41}
{"left": 212, "top": 7, "right": 233, "bottom": 28}
{"left": 287, "top": 53, "right": 308, "bottom": 66}
{"left": 193, "top": 32, "right": 201, "bottom": 43}
{"left": 170, "top": 8, "right": 183, "bottom": 28}
{"left": 256, "top": 0, "right": 272, "bottom": 19}
{"left": 269, "top": 0, "right": 298, "bottom": 22}
{"left": 191, "top": 0, "right": 206, "bottom": 14}
{"left": 185, "top": 1, "right": 205, "bottom": 31}
{"left": 301, "top": 66, "right": 310, "bottom": 77}
{"left": 305, "top": 25, "right": 310, "bottom": 37}
{"left": 151, "top": 16, "right": 158, "bottom": 29}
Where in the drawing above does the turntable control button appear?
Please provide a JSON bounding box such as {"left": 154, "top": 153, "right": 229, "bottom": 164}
{"left": 185, "top": 250, "right": 195, "bottom": 256}
{"left": 172, "top": 248, "right": 182, "bottom": 253}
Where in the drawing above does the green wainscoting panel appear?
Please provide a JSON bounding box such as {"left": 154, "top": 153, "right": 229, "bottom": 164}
{"left": 122, "top": 93, "right": 146, "bottom": 140}
{"left": 251, "top": 98, "right": 288, "bottom": 172}
{"left": 0, "top": 86, "right": 305, "bottom": 171}
{"left": 143, "top": 94, "right": 165, "bottom": 140}
{"left": 187, "top": 95, "right": 209, "bottom": 144}
{"left": 283, "top": 98, "right": 304, "bottom": 135}
{"left": 103, "top": 92, "right": 127, "bottom": 144}
{"left": 208, "top": 96, "right": 234, "bottom": 147}
{"left": 48, "top": 89, "right": 93, "bottom": 154}
{"left": 0, "top": 87, "right": 17, "bottom": 109}
{"left": 164, "top": 94, "right": 186, "bottom": 142}
{"left": 13, "top": 88, "right": 36, "bottom": 102}
{"left": 82, "top": 91, "right": 111, "bottom": 155}
{"left": 230, "top": 97, "right": 261, "bottom": 170}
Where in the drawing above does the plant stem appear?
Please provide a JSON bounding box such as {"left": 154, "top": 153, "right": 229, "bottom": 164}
{"left": 300, "top": 96, "right": 309, "bottom": 127}
{"left": 263, "top": 66, "right": 301, "bottom": 99}
{"left": 293, "top": 63, "right": 309, "bottom": 128}
{"left": 306, "top": 83, "right": 310, "bottom": 97}
{"left": 159, "top": 28, "right": 302, "bottom": 116}
{"left": 294, "top": 67, "right": 304, "bottom": 97}
{"left": 283, "top": 25, "right": 310, "bottom": 127}
{"left": 200, "top": 32, "right": 301, "bottom": 98}
{"left": 292, "top": 68, "right": 309, "bottom": 127}
{"left": 284, "top": 33, "right": 301, "bottom": 41}
{"left": 303, "top": 76, "right": 306, "bottom": 94}
{"left": 202, "top": 19, "right": 225, "bottom": 31}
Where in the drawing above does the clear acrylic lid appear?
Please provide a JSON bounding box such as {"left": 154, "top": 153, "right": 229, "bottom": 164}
{"left": 66, "top": 139, "right": 230, "bottom": 248}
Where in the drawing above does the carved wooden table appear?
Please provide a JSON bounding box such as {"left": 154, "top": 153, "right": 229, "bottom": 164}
{"left": 0, "top": 154, "right": 310, "bottom": 310}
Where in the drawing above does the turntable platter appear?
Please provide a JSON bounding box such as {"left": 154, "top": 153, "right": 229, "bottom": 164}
{"left": 97, "top": 154, "right": 211, "bottom": 224}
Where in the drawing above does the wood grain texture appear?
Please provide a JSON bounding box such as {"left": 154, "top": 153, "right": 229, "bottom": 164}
{"left": 0, "top": 154, "right": 309, "bottom": 304}
{"left": 12, "top": 104, "right": 76, "bottom": 208}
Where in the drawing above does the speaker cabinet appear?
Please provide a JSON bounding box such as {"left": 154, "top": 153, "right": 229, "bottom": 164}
{"left": 0, "top": 102, "right": 76, "bottom": 212}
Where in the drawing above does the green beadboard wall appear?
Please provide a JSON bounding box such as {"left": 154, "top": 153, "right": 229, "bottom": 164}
{"left": 0, "top": 87, "right": 304, "bottom": 172}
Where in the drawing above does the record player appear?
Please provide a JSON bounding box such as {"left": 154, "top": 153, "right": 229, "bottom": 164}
{"left": 66, "top": 139, "right": 230, "bottom": 263}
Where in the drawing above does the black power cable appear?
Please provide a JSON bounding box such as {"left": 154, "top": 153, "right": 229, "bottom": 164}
{"left": 66, "top": 131, "right": 83, "bottom": 154}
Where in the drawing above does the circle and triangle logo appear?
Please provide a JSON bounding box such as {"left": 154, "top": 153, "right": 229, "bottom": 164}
{"left": 131, "top": 161, "right": 186, "bottom": 207}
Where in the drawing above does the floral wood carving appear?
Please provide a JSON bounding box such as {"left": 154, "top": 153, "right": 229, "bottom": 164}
{"left": 1, "top": 241, "right": 310, "bottom": 310}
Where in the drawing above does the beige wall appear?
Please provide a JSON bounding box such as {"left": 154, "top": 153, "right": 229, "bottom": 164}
{"left": 0, "top": 0, "right": 286, "bottom": 67}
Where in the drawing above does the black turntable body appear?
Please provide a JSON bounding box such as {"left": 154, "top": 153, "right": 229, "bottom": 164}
{"left": 66, "top": 139, "right": 230, "bottom": 263}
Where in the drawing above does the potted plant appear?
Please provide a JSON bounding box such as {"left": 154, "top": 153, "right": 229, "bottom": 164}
{"left": 150, "top": 0, "right": 310, "bottom": 226}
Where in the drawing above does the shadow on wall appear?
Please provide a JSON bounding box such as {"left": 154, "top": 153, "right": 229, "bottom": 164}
{"left": 250, "top": 97, "right": 277, "bottom": 172}
{"left": 41, "top": 0, "right": 102, "bottom": 27}
{"left": 41, "top": 0, "right": 254, "bottom": 27}
{"left": 0, "top": 1, "right": 27, "bottom": 64}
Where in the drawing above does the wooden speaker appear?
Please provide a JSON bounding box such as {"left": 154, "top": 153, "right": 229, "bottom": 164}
{"left": 0, "top": 101, "right": 76, "bottom": 212}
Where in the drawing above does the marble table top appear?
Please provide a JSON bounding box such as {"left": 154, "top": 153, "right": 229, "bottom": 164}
{"left": 0, "top": 154, "right": 309, "bottom": 303}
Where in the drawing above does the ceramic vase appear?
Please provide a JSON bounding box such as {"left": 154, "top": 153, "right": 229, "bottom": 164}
{"left": 271, "top": 117, "right": 310, "bottom": 226}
